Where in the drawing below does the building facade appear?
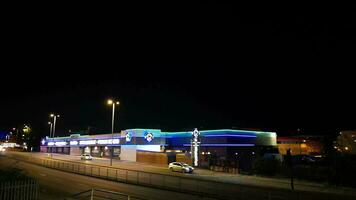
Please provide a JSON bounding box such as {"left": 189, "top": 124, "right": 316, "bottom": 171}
{"left": 41, "top": 128, "right": 277, "bottom": 170}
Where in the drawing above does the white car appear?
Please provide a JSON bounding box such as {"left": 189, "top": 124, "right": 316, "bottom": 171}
{"left": 80, "top": 154, "right": 93, "bottom": 160}
{"left": 168, "top": 162, "right": 194, "bottom": 173}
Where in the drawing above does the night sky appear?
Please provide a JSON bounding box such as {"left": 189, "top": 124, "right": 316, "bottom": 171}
{"left": 1, "top": 3, "right": 355, "bottom": 138}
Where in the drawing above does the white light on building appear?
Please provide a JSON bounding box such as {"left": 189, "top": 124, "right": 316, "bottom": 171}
{"left": 55, "top": 142, "right": 67, "bottom": 146}
{"left": 48, "top": 142, "right": 54, "bottom": 146}
{"left": 70, "top": 141, "right": 78, "bottom": 145}
{"left": 97, "top": 139, "right": 120, "bottom": 145}
{"left": 79, "top": 140, "right": 96, "bottom": 145}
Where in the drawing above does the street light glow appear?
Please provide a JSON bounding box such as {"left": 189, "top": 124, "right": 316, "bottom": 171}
{"left": 50, "top": 114, "right": 54, "bottom": 117}
{"left": 107, "top": 99, "right": 113, "bottom": 105}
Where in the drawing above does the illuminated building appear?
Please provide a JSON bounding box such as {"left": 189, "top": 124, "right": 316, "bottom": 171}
{"left": 335, "top": 131, "right": 356, "bottom": 154}
{"left": 41, "top": 129, "right": 277, "bottom": 170}
{"left": 277, "top": 136, "right": 324, "bottom": 155}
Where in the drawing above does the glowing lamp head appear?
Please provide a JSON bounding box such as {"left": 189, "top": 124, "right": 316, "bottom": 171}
{"left": 50, "top": 114, "right": 54, "bottom": 117}
{"left": 107, "top": 99, "right": 113, "bottom": 105}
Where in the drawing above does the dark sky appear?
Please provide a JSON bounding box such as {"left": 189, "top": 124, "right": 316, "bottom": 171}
{"left": 0, "top": 3, "right": 355, "bottom": 137}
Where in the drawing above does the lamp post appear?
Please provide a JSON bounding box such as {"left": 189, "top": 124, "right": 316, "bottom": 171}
{"left": 48, "top": 122, "right": 53, "bottom": 156}
{"left": 107, "top": 99, "right": 119, "bottom": 166}
{"left": 50, "top": 114, "right": 60, "bottom": 159}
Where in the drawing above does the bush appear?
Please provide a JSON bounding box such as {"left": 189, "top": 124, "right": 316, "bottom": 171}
{"left": 253, "top": 158, "right": 281, "bottom": 176}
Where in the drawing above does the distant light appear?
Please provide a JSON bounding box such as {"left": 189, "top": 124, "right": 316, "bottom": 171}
{"left": 116, "top": 101, "right": 120, "bottom": 105}
{"left": 354, "top": 139, "right": 356, "bottom": 142}
{"left": 50, "top": 114, "right": 54, "bottom": 117}
{"left": 41, "top": 139, "right": 45, "bottom": 145}
{"left": 22, "top": 134, "right": 25, "bottom": 137}
{"left": 207, "top": 152, "right": 211, "bottom": 155}
{"left": 105, "top": 146, "right": 108, "bottom": 150}
{"left": 48, "top": 122, "right": 51, "bottom": 125}
{"left": 334, "top": 146, "right": 338, "bottom": 149}
{"left": 202, "top": 152, "right": 205, "bottom": 155}
{"left": 12, "top": 128, "right": 16, "bottom": 131}
{"left": 107, "top": 99, "right": 113, "bottom": 105}
{"left": 235, "top": 152, "right": 238, "bottom": 155}
{"left": 252, "top": 152, "right": 255, "bottom": 155}
{"left": 345, "top": 147, "right": 349, "bottom": 151}
{"left": 303, "top": 140, "right": 306, "bottom": 142}
{"left": 94, "top": 146, "right": 98, "bottom": 150}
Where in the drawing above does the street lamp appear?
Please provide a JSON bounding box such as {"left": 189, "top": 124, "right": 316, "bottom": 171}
{"left": 107, "top": 99, "right": 119, "bottom": 166}
{"left": 50, "top": 114, "right": 60, "bottom": 159}
{"left": 48, "top": 122, "right": 53, "bottom": 156}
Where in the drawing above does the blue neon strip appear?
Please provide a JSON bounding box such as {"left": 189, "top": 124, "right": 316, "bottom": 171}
{"left": 183, "top": 144, "right": 255, "bottom": 147}
{"left": 204, "top": 134, "right": 256, "bottom": 138}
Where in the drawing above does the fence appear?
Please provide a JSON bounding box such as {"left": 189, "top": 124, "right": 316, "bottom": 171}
{"left": 66, "top": 188, "right": 147, "bottom": 200}
{"left": 0, "top": 179, "right": 39, "bottom": 200}
{"left": 6, "top": 153, "right": 356, "bottom": 200}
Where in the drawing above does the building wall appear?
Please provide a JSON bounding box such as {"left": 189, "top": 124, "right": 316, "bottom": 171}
{"left": 70, "top": 147, "right": 81, "bottom": 156}
{"left": 137, "top": 151, "right": 168, "bottom": 165}
{"left": 278, "top": 144, "right": 307, "bottom": 155}
{"left": 278, "top": 142, "right": 323, "bottom": 155}
{"left": 120, "top": 145, "right": 137, "bottom": 161}
{"left": 176, "top": 153, "right": 192, "bottom": 165}
{"left": 40, "top": 146, "right": 47, "bottom": 153}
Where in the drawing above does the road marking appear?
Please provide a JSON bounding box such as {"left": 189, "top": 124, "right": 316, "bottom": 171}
{"left": 39, "top": 173, "right": 47, "bottom": 177}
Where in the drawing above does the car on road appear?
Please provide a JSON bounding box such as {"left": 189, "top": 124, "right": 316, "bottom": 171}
{"left": 80, "top": 154, "right": 93, "bottom": 160}
{"left": 168, "top": 162, "right": 194, "bottom": 173}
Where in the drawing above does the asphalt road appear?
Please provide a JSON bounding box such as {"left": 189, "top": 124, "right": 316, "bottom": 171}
{"left": 0, "top": 155, "right": 216, "bottom": 200}
{"left": 2, "top": 151, "right": 356, "bottom": 200}
{"left": 24, "top": 152, "right": 356, "bottom": 194}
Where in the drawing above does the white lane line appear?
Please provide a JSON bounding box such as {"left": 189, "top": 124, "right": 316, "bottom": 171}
{"left": 39, "top": 173, "right": 47, "bottom": 177}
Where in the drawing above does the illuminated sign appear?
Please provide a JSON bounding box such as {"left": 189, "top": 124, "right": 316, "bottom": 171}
{"left": 70, "top": 141, "right": 78, "bottom": 145}
{"left": 192, "top": 128, "right": 200, "bottom": 138}
{"left": 97, "top": 139, "right": 120, "bottom": 145}
{"left": 79, "top": 140, "right": 96, "bottom": 145}
{"left": 48, "top": 142, "right": 54, "bottom": 146}
{"left": 144, "top": 132, "right": 154, "bottom": 142}
{"left": 125, "top": 132, "right": 132, "bottom": 142}
{"left": 41, "top": 139, "right": 46, "bottom": 145}
{"left": 192, "top": 128, "right": 200, "bottom": 167}
{"left": 55, "top": 142, "right": 67, "bottom": 146}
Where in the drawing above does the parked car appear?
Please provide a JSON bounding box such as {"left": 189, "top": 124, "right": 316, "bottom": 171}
{"left": 168, "top": 162, "right": 194, "bottom": 173}
{"left": 80, "top": 154, "right": 93, "bottom": 160}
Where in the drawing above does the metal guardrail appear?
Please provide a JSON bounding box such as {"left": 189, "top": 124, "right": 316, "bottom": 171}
{"left": 66, "top": 188, "right": 147, "bottom": 200}
{"left": 0, "top": 179, "right": 39, "bottom": 200}
{"left": 4, "top": 152, "right": 356, "bottom": 200}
